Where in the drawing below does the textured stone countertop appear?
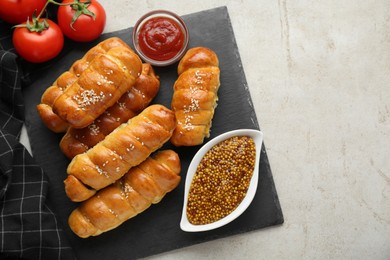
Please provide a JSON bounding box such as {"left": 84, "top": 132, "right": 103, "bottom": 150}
{"left": 22, "top": 0, "right": 390, "bottom": 259}
{"left": 93, "top": 1, "right": 390, "bottom": 259}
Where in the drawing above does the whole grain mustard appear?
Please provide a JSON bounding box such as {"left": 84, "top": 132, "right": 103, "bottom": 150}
{"left": 187, "top": 136, "right": 256, "bottom": 225}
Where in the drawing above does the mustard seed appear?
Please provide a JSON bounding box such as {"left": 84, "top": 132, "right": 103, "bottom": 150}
{"left": 187, "top": 136, "right": 256, "bottom": 225}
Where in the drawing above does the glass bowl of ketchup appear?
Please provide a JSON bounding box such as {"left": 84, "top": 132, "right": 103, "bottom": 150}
{"left": 132, "top": 10, "right": 189, "bottom": 67}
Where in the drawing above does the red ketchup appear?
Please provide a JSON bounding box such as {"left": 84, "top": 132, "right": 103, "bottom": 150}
{"left": 137, "top": 16, "right": 185, "bottom": 61}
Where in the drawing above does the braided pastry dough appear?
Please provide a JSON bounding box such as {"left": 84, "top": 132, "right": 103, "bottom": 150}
{"left": 52, "top": 40, "right": 142, "bottom": 128}
{"left": 60, "top": 63, "right": 160, "bottom": 159}
{"left": 36, "top": 37, "right": 130, "bottom": 133}
{"left": 64, "top": 104, "right": 176, "bottom": 202}
{"left": 170, "top": 47, "right": 220, "bottom": 146}
{"left": 68, "top": 149, "right": 181, "bottom": 238}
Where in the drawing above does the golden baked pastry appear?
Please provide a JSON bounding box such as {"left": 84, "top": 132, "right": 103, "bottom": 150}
{"left": 170, "top": 47, "right": 220, "bottom": 146}
{"left": 52, "top": 40, "right": 142, "bottom": 128}
{"left": 37, "top": 37, "right": 131, "bottom": 133}
{"left": 68, "top": 150, "right": 181, "bottom": 238}
{"left": 60, "top": 63, "right": 160, "bottom": 159}
{"left": 64, "top": 104, "right": 176, "bottom": 202}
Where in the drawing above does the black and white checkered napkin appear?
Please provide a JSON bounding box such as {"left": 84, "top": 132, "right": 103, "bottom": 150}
{"left": 0, "top": 20, "right": 75, "bottom": 260}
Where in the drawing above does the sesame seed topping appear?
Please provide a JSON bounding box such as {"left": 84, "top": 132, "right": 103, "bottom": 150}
{"left": 118, "top": 102, "right": 126, "bottom": 109}
{"left": 73, "top": 89, "right": 105, "bottom": 108}
{"left": 95, "top": 165, "right": 110, "bottom": 179}
{"left": 124, "top": 183, "right": 133, "bottom": 192}
{"left": 108, "top": 208, "right": 118, "bottom": 217}
{"left": 128, "top": 144, "right": 135, "bottom": 151}
{"left": 183, "top": 114, "right": 194, "bottom": 130}
{"left": 195, "top": 70, "right": 206, "bottom": 85}
{"left": 184, "top": 98, "right": 200, "bottom": 113}
{"left": 133, "top": 88, "right": 146, "bottom": 99}
{"left": 189, "top": 86, "right": 197, "bottom": 94}
{"left": 88, "top": 123, "right": 100, "bottom": 136}
{"left": 100, "top": 75, "right": 114, "bottom": 85}
{"left": 123, "top": 183, "right": 134, "bottom": 198}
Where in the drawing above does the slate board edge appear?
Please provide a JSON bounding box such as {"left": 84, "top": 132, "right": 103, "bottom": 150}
{"left": 22, "top": 6, "right": 285, "bottom": 259}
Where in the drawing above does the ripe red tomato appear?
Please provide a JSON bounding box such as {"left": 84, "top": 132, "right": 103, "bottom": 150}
{"left": 12, "top": 19, "right": 64, "bottom": 63}
{"left": 57, "top": 0, "right": 106, "bottom": 42}
{"left": 0, "top": 0, "right": 47, "bottom": 24}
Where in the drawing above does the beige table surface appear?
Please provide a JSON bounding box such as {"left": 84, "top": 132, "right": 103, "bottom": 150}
{"left": 20, "top": 0, "right": 390, "bottom": 259}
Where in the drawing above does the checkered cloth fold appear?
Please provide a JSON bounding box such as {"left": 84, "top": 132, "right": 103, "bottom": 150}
{"left": 0, "top": 21, "right": 75, "bottom": 260}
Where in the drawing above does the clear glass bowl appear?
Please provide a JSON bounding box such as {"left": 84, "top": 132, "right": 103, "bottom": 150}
{"left": 132, "top": 10, "right": 189, "bottom": 67}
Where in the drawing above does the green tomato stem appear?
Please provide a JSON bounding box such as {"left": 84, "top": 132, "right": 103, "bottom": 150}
{"left": 14, "top": 0, "right": 96, "bottom": 33}
{"left": 48, "top": 0, "right": 96, "bottom": 30}
{"left": 36, "top": 0, "right": 52, "bottom": 20}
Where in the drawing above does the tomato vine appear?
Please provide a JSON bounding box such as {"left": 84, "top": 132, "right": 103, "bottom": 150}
{"left": 14, "top": 0, "right": 97, "bottom": 33}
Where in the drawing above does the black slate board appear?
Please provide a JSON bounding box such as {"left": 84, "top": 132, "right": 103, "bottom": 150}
{"left": 23, "top": 6, "right": 283, "bottom": 260}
